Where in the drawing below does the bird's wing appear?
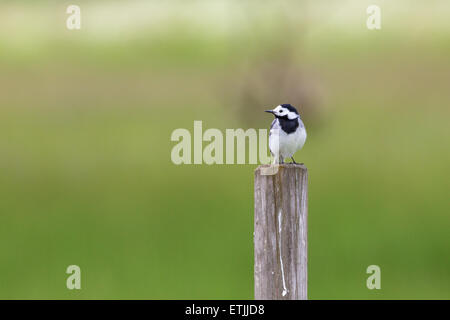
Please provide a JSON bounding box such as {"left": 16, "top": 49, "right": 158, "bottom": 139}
{"left": 268, "top": 119, "right": 280, "bottom": 157}
{"left": 298, "top": 118, "right": 305, "bottom": 129}
{"left": 269, "top": 119, "right": 278, "bottom": 136}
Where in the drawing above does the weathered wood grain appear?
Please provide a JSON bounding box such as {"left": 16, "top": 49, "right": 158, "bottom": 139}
{"left": 254, "top": 164, "right": 308, "bottom": 300}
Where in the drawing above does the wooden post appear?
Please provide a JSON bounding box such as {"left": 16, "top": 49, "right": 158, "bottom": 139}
{"left": 254, "top": 164, "right": 308, "bottom": 300}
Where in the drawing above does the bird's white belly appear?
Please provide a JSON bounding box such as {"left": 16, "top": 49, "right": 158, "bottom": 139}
{"left": 269, "top": 126, "right": 306, "bottom": 160}
{"left": 279, "top": 127, "right": 306, "bottom": 158}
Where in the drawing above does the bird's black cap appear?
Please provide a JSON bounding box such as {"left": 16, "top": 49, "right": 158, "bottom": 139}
{"left": 280, "top": 104, "right": 299, "bottom": 114}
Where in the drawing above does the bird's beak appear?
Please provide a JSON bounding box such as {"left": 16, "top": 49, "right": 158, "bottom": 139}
{"left": 265, "top": 110, "right": 274, "bottom": 114}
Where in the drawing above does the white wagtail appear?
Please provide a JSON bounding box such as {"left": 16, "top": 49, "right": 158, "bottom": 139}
{"left": 265, "top": 104, "right": 307, "bottom": 164}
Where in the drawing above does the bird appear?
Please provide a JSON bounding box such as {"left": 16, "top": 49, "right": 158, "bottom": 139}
{"left": 265, "top": 104, "right": 307, "bottom": 164}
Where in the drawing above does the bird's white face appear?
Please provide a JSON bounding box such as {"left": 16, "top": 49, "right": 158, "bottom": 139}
{"left": 272, "top": 105, "right": 299, "bottom": 120}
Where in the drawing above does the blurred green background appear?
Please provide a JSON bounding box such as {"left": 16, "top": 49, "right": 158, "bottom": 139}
{"left": 0, "top": 0, "right": 449, "bottom": 299}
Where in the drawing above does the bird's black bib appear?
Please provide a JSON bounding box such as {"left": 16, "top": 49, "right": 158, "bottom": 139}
{"left": 278, "top": 117, "right": 299, "bottom": 134}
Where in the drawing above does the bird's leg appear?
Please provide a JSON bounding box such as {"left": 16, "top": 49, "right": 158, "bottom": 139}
{"left": 291, "top": 157, "right": 297, "bottom": 164}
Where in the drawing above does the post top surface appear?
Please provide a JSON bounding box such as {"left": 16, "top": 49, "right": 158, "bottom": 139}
{"left": 254, "top": 163, "right": 308, "bottom": 174}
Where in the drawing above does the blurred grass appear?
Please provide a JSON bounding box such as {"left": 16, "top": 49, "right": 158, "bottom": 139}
{"left": 0, "top": 0, "right": 449, "bottom": 299}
